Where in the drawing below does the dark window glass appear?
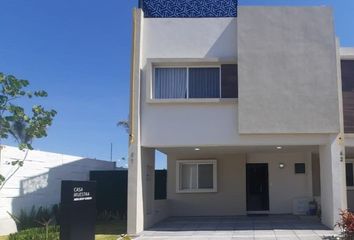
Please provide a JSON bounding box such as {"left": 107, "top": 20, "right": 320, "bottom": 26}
{"left": 188, "top": 68, "right": 220, "bottom": 98}
{"left": 295, "top": 163, "right": 305, "bottom": 174}
{"left": 342, "top": 60, "right": 354, "bottom": 92}
{"left": 346, "top": 163, "right": 354, "bottom": 187}
{"left": 221, "top": 64, "right": 238, "bottom": 98}
{"left": 341, "top": 60, "right": 354, "bottom": 133}
{"left": 155, "top": 170, "right": 167, "bottom": 200}
{"left": 198, "top": 164, "right": 214, "bottom": 189}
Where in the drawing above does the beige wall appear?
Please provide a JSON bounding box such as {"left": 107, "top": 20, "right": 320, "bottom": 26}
{"left": 168, "top": 153, "right": 247, "bottom": 216}
{"left": 167, "top": 151, "right": 313, "bottom": 216}
{"left": 247, "top": 152, "right": 313, "bottom": 214}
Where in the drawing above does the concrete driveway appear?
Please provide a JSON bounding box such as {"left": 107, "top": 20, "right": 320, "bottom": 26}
{"left": 136, "top": 215, "right": 339, "bottom": 239}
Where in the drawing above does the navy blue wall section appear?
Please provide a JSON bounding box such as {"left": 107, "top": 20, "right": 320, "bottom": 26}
{"left": 142, "top": 0, "right": 238, "bottom": 18}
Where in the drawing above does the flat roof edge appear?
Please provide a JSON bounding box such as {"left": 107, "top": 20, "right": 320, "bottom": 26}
{"left": 340, "top": 48, "right": 354, "bottom": 59}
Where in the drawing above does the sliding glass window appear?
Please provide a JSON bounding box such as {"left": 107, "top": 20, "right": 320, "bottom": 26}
{"left": 154, "top": 66, "right": 230, "bottom": 99}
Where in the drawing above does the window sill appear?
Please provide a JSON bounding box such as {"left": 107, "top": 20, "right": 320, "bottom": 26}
{"left": 146, "top": 98, "right": 237, "bottom": 104}
{"left": 347, "top": 186, "right": 354, "bottom": 191}
{"left": 176, "top": 189, "right": 217, "bottom": 193}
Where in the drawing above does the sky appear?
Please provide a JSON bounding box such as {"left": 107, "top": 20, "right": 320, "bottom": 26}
{"left": 0, "top": 0, "right": 353, "bottom": 169}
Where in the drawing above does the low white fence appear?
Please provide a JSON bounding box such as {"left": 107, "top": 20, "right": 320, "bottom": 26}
{"left": 0, "top": 145, "right": 116, "bottom": 235}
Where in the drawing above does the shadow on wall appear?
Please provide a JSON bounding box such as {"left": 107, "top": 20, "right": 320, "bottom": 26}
{"left": 205, "top": 18, "right": 237, "bottom": 59}
{"left": 12, "top": 158, "right": 114, "bottom": 215}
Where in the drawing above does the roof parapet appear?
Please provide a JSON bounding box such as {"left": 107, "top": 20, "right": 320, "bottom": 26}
{"left": 139, "top": 0, "right": 238, "bottom": 18}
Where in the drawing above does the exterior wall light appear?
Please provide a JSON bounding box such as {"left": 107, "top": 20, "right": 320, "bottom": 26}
{"left": 279, "top": 163, "right": 285, "bottom": 169}
{"left": 194, "top": 148, "right": 200, "bottom": 151}
{"left": 276, "top": 146, "right": 282, "bottom": 150}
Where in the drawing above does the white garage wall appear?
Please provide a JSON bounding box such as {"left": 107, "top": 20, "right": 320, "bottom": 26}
{"left": 0, "top": 145, "right": 116, "bottom": 235}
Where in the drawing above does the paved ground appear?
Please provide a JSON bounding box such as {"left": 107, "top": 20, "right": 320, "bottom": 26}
{"left": 136, "top": 215, "right": 339, "bottom": 240}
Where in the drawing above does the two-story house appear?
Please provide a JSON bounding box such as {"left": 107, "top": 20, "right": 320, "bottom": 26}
{"left": 127, "top": 0, "right": 354, "bottom": 235}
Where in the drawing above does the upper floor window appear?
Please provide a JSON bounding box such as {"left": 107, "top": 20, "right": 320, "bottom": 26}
{"left": 341, "top": 60, "right": 354, "bottom": 133}
{"left": 153, "top": 64, "right": 238, "bottom": 100}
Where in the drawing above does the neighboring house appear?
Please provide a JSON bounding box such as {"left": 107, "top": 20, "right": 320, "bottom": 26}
{"left": 127, "top": 0, "right": 354, "bottom": 235}
{"left": 0, "top": 145, "right": 116, "bottom": 235}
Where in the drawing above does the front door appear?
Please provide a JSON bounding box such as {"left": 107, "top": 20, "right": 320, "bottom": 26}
{"left": 246, "top": 163, "right": 269, "bottom": 211}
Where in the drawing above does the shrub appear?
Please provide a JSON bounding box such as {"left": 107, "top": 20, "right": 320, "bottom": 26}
{"left": 8, "top": 206, "right": 38, "bottom": 231}
{"left": 97, "top": 210, "right": 118, "bottom": 222}
{"left": 8, "top": 205, "right": 59, "bottom": 231}
{"left": 51, "top": 204, "right": 60, "bottom": 224}
{"left": 8, "top": 226, "right": 59, "bottom": 240}
{"left": 337, "top": 209, "right": 354, "bottom": 239}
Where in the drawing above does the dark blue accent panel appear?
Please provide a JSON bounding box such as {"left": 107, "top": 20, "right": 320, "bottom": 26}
{"left": 142, "top": 0, "right": 238, "bottom": 18}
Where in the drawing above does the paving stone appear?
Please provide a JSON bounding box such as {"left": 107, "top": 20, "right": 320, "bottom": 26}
{"left": 136, "top": 215, "right": 337, "bottom": 240}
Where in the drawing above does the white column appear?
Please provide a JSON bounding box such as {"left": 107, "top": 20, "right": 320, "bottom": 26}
{"left": 127, "top": 8, "right": 144, "bottom": 236}
{"left": 141, "top": 147, "right": 156, "bottom": 228}
{"left": 127, "top": 144, "right": 144, "bottom": 235}
{"left": 320, "top": 134, "right": 347, "bottom": 228}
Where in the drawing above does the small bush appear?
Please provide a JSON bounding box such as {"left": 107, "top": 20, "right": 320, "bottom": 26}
{"left": 337, "top": 209, "right": 354, "bottom": 239}
{"left": 8, "top": 226, "right": 59, "bottom": 240}
{"left": 51, "top": 204, "right": 60, "bottom": 224}
{"left": 8, "top": 205, "right": 59, "bottom": 231}
{"left": 97, "top": 210, "right": 119, "bottom": 222}
{"left": 8, "top": 206, "right": 38, "bottom": 231}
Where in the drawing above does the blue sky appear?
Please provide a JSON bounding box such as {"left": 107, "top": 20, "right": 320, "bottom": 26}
{"left": 0, "top": 0, "right": 353, "bottom": 169}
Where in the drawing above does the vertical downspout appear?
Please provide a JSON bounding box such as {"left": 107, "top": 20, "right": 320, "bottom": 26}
{"left": 335, "top": 37, "right": 348, "bottom": 209}
{"left": 129, "top": 9, "right": 138, "bottom": 145}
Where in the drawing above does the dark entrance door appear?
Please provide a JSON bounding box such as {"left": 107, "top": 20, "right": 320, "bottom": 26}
{"left": 246, "top": 163, "right": 269, "bottom": 211}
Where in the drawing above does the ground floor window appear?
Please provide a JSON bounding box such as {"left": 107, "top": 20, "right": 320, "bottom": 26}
{"left": 176, "top": 160, "right": 217, "bottom": 193}
{"left": 346, "top": 162, "right": 354, "bottom": 187}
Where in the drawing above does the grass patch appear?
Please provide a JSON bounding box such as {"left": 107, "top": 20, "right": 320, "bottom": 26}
{"left": 0, "top": 219, "right": 127, "bottom": 240}
{"left": 96, "top": 219, "right": 126, "bottom": 235}
{"left": 95, "top": 235, "right": 119, "bottom": 240}
{"left": 95, "top": 218, "right": 127, "bottom": 239}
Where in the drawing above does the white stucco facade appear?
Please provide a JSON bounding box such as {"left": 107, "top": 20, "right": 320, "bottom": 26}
{"left": 127, "top": 6, "right": 351, "bottom": 235}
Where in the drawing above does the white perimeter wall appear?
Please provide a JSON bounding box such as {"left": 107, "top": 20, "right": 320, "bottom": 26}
{"left": 0, "top": 145, "right": 115, "bottom": 235}
{"left": 167, "top": 151, "right": 312, "bottom": 216}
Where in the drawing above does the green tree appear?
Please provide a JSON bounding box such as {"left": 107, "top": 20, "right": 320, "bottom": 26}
{"left": 0, "top": 72, "right": 57, "bottom": 188}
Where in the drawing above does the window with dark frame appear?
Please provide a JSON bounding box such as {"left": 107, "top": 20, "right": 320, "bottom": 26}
{"left": 177, "top": 160, "right": 216, "bottom": 192}
{"left": 154, "top": 65, "right": 238, "bottom": 99}
{"left": 341, "top": 60, "right": 354, "bottom": 133}
{"left": 295, "top": 163, "right": 305, "bottom": 174}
